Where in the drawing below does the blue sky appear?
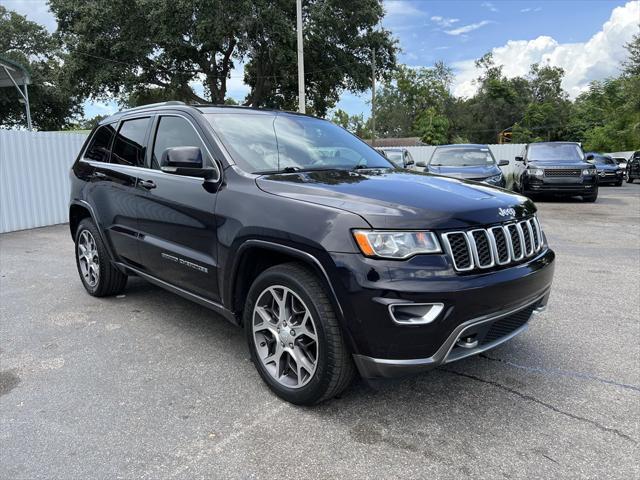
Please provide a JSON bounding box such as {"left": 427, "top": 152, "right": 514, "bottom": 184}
{"left": 5, "top": 0, "right": 640, "bottom": 120}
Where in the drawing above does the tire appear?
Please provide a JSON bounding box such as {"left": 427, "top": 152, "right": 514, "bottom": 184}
{"left": 75, "top": 218, "right": 127, "bottom": 296}
{"left": 583, "top": 190, "right": 598, "bottom": 202}
{"left": 244, "top": 263, "right": 355, "bottom": 405}
{"left": 616, "top": 181, "right": 623, "bottom": 187}
{"left": 626, "top": 171, "right": 633, "bottom": 183}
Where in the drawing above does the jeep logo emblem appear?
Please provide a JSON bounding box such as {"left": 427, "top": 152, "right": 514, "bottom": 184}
{"left": 498, "top": 207, "right": 516, "bottom": 217}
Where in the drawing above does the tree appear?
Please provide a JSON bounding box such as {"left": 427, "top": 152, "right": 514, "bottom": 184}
{"left": 374, "top": 62, "right": 453, "bottom": 139}
{"left": 0, "top": 6, "right": 82, "bottom": 130}
{"left": 330, "top": 108, "right": 371, "bottom": 138}
{"left": 49, "top": 0, "right": 396, "bottom": 115}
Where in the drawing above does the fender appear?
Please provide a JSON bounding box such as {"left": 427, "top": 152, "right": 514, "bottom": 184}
{"left": 69, "top": 199, "right": 119, "bottom": 267}
{"left": 228, "top": 239, "right": 346, "bottom": 324}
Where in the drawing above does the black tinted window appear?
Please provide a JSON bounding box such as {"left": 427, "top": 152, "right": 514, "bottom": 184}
{"left": 84, "top": 124, "right": 116, "bottom": 162}
{"left": 152, "top": 116, "right": 209, "bottom": 169}
{"left": 111, "top": 118, "right": 150, "bottom": 167}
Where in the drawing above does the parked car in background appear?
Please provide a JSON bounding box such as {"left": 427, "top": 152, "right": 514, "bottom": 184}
{"left": 68, "top": 102, "right": 555, "bottom": 405}
{"left": 606, "top": 151, "right": 634, "bottom": 169}
{"left": 419, "top": 144, "right": 508, "bottom": 188}
{"left": 514, "top": 142, "right": 598, "bottom": 202}
{"left": 376, "top": 147, "right": 415, "bottom": 169}
{"left": 585, "top": 152, "right": 624, "bottom": 186}
{"left": 626, "top": 151, "right": 640, "bottom": 183}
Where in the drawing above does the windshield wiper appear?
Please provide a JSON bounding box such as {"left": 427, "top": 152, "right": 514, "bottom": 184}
{"left": 253, "top": 166, "right": 342, "bottom": 175}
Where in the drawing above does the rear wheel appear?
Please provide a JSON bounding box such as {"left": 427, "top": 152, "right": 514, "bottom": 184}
{"left": 244, "top": 263, "right": 355, "bottom": 405}
{"left": 75, "top": 218, "right": 127, "bottom": 296}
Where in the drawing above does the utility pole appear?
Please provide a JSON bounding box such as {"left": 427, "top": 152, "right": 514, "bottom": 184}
{"left": 371, "top": 48, "right": 376, "bottom": 146}
{"left": 296, "top": 0, "right": 305, "bottom": 114}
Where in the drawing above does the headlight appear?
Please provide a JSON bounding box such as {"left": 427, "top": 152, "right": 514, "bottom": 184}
{"left": 527, "top": 168, "right": 544, "bottom": 176}
{"left": 582, "top": 168, "right": 596, "bottom": 175}
{"left": 484, "top": 173, "right": 503, "bottom": 184}
{"left": 353, "top": 230, "right": 441, "bottom": 259}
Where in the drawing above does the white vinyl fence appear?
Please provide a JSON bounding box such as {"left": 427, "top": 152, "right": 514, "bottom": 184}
{"left": 0, "top": 130, "right": 88, "bottom": 233}
{"left": 0, "top": 130, "right": 525, "bottom": 234}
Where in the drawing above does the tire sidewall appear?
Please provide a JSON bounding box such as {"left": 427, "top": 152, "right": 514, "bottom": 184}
{"left": 244, "top": 268, "right": 334, "bottom": 405}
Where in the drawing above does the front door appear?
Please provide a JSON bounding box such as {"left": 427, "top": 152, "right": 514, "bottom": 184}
{"left": 135, "top": 114, "right": 221, "bottom": 302}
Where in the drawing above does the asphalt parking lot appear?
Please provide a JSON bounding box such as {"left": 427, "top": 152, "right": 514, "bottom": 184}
{"left": 1, "top": 184, "right": 639, "bottom": 479}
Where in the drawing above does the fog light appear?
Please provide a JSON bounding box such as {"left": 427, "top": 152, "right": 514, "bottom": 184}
{"left": 389, "top": 303, "right": 444, "bottom": 325}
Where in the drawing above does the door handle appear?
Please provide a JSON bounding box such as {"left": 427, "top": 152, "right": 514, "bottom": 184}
{"left": 91, "top": 171, "right": 107, "bottom": 179}
{"left": 138, "top": 179, "right": 157, "bottom": 190}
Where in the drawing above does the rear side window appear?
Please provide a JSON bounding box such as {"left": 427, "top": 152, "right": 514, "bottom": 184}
{"left": 151, "top": 116, "right": 210, "bottom": 169}
{"left": 84, "top": 124, "right": 116, "bottom": 162}
{"left": 111, "top": 117, "right": 151, "bottom": 167}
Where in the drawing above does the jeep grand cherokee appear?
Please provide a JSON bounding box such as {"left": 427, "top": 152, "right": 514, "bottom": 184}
{"left": 69, "top": 102, "right": 555, "bottom": 405}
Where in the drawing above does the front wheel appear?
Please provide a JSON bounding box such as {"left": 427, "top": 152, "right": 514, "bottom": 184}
{"left": 626, "top": 171, "right": 634, "bottom": 183}
{"left": 244, "top": 263, "right": 355, "bottom": 405}
{"left": 75, "top": 218, "right": 127, "bottom": 296}
{"left": 583, "top": 189, "right": 598, "bottom": 202}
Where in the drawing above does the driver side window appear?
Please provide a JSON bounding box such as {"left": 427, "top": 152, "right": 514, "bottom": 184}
{"left": 151, "top": 116, "right": 210, "bottom": 169}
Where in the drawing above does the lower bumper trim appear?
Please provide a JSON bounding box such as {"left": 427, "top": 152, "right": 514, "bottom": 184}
{"left": 353, "top": 292, "right": 549, "bottom": 379}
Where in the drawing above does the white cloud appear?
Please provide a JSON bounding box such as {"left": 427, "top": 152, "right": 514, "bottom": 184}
{"left": 430, "top": 15, "right": 460, "bottom": 28}
{"left": 384, "top": 0, "right": 426, "bottom": 18}
{"left": 452, "top": 1, "right": 640, "bottom": 99}
{"left": 520, "top": 7, "right": 542, "bottom": 13}
{"left": 445, "top": 20, "right": 492, "bottom": 36}
{"left": 481, "top": 2, "right": 498, "bottom": 12}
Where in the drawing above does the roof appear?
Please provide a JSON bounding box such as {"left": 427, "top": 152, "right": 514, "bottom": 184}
{"left": 433, "top": 143, "right": 488, "bottom": 149}
{"left": 0, "top": 56, "right": 31, "bottom": 88}
{"left": 98, "top": 101, "right": 318, "bottom": 125}
{"left": 366, "top": 137, "right": 426, "bottom": 147}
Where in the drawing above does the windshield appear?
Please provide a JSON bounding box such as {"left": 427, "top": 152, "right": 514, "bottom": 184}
{"left": 205, "top": 112, "right": 392, "bottom": 174}
{"left": 429, "top": 147, "right": 495, "bottom": 167}
{"left": 528, "top": 143, "right": 583, "bottom": 161}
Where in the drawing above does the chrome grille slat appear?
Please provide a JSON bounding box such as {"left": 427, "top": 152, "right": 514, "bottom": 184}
{"left": 441, "top": 216, "right": 544, "bottom": 273}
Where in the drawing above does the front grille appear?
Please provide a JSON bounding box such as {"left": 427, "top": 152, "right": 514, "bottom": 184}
{"left": 442, "top": 217, "right": 544, "bottom": 273}
{"left": 543, "top": 168, "right": 581, "bottom": 177}
{"left": 481, "top": 304, "right": 537, "bottom": 344}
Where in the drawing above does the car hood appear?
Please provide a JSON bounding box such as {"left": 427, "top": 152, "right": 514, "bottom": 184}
{"left": 427, "top": 164, "right": 501, "bottom": 180}
{"left": 256, "top": 169, "right": 534, "bottom": 229}
{"left": 595, "top": 164, "right": 620, "bottom": 171}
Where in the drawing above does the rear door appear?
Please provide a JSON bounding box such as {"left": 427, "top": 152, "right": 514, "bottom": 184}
{"left": 79, "top": 118, "right": 151, "bottom": 266}
{"left": 135, "top": 113, "right": 221, "bottom": 302}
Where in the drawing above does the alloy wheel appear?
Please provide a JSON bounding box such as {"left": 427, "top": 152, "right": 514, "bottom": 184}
{"left": 77, "top": 230, "right": 100, "bottom": 287}
{"left": 252, "top": 285, "right": 319, "bottom": 388}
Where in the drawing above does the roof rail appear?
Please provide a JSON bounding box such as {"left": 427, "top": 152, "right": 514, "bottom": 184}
{"left": 122, "top": 101, "right": 186, "bottom": 113}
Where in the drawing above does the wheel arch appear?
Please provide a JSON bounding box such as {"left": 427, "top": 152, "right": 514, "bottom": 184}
{"left": 69, "top": 200, "right": 118, "bottom": 265}
{"left": 227, "top": 240, "right": 346, "bottom": 330}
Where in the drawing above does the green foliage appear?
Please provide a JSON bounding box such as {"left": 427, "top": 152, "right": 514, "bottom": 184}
{"left": 330, "top": 108, "right": 372, "bottom": 139}
{"left": 48, "top": 0, "right": 395, "bottom": 116}
{"left": 0, "top": 6, "right": 82, "bottom": 130}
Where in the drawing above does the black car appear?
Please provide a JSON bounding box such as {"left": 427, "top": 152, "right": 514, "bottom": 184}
{"left": 69, "top": 102, "right": 555, "bottom": 405}
{"left": 420, "top": 144, "right": 508, "bottom": 188}
{"left": 626, "top": 151, "right": 640, "bottom": 183}
{"left": 514, "top": 142, "right": 598, "bottom": 202}
{"left": 585, "top": 152, "right": 623, "bottom": 186}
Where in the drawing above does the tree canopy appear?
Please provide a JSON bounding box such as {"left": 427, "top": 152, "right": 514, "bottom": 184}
{"left": 48, "top": 0, "right": 396, "bottom": 116}
{"left": 0, "top": 6, "right": 82, "bottom": 130}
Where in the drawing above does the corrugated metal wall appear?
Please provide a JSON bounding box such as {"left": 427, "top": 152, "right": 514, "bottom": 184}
{"left": 0, "top": 131, "right": 525, "bottom": 234}
{"left": 0, "top": 131, "right": 88, "bottom": 233}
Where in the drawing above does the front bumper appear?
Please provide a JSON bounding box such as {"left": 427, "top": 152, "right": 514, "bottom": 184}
{"left": 353, "top": 293, "right": 548, "bottom": 378}
{"left": 328, "top": 248, "right": 555, "bottom": 375}
{"left": 523, "top": 175, "right": 597, "bottom": 195}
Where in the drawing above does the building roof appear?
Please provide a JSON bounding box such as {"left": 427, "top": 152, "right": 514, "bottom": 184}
{"left": 365, "top": 137, "right": 426, "bottom": 147}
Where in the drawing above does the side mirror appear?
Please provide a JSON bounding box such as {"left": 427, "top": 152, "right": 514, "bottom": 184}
{"left": 416, "top": 161, "right": 426, "bottom": 168}
{"left": 586, "top": 154, "right": 595, "bottom": 161}
{"left": 160, "top": 146, "right": 217, "bottom": 179}
{"left": 405, "top": 159, "right": 415, "bottom": 167}
{"left": 515, "top": 156, "right": 524, "bottom": 162}
{"left": 498, "top": 159, "right": 509, "bottom": 167}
